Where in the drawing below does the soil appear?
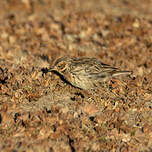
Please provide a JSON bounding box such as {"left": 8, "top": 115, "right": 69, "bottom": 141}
{"left": 0, "top": 0, "right": 152, "bottom": 151}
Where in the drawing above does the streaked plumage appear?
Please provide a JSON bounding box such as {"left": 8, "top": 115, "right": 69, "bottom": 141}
{"left": 49, "top": 56, "right": 132, "bottom": 90}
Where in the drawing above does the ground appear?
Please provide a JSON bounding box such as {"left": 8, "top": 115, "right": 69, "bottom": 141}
{"left": 0, "top": 0, "right": 152, "bottom": 152}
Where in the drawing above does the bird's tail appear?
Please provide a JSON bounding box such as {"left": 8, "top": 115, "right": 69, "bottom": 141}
{"left": 111, "top": 71, "right": 133, "bottom": 77}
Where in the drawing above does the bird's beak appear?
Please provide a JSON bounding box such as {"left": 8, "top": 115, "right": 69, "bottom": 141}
{"left": 48, "top": 65, "right": 60, "bottom": 73}
{"left": 48, "top": 68, "right": 55, "bottom": 72}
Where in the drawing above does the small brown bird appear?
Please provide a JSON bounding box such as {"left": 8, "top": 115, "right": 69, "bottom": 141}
{"left": 48, "top": 56, "right": 132, "bottom": 90}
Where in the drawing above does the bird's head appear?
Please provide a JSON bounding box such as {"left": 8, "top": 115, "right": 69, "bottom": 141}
{"left": 49, "top": 57, "right": 71, "bottom": 75}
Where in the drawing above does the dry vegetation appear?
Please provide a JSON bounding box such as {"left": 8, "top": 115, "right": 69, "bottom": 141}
{"left": 0, "top": 0, "right": 152, "bottom": 151}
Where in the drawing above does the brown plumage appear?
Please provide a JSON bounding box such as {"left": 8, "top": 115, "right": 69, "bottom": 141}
{"left": 49, "top": 56, "right": 132, "bottom": 90}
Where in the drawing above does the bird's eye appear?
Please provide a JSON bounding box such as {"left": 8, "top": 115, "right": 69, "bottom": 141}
{"left": 57, "top": 63, "right": 65, "bottom": 70}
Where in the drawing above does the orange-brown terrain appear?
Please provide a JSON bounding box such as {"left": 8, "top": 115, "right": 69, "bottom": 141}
{"left": 0, "top": 0, "right": 152, "bottom": 151}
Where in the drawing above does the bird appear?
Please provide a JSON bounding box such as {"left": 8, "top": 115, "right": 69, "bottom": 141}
{"left": 48, "top": 56, "right": 132, "bottom": 90}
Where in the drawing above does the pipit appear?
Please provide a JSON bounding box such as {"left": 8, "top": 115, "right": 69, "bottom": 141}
{"left": 48, "top": 56, "right": 132, "bottom": 90}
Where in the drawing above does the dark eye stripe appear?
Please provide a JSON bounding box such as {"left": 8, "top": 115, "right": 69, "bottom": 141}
{"left": 61, "top": 68, "right": 67, "bottom": 73}
{"left": 58, "top": 64, "right": 65, "bottom": 69}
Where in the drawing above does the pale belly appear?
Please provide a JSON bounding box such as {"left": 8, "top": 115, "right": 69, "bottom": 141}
{"left": 70, "top": 75, "right": 98, "bottom": 90}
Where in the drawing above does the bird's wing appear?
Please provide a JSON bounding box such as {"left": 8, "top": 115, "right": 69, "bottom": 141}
{"left": 70, "top": 59, "right": 116, "bottom": 78}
